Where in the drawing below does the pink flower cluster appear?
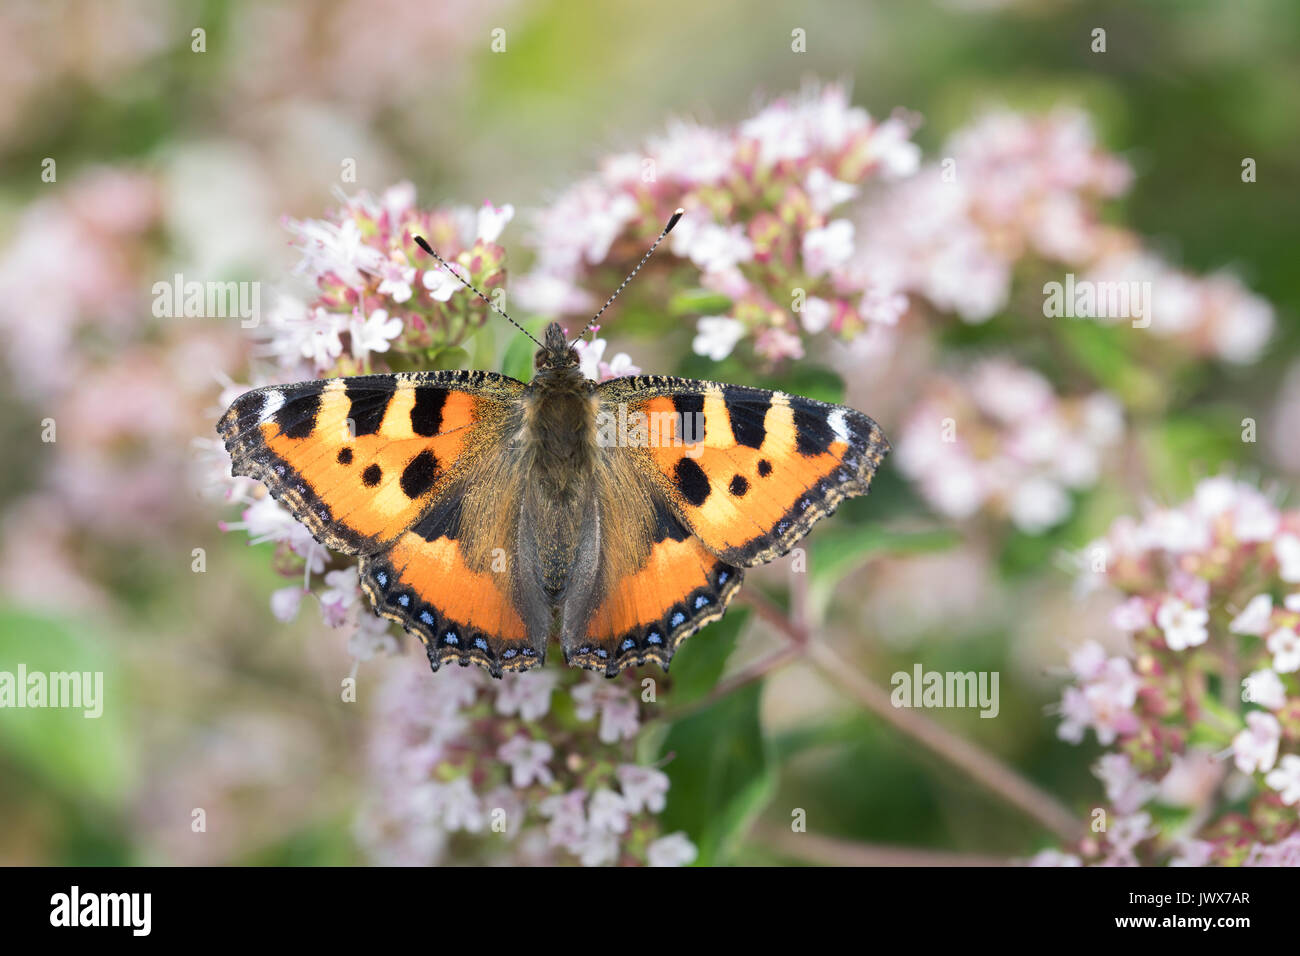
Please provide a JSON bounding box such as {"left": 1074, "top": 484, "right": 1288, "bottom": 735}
{"left": 269, "top": 183, "right": 513, "bottom": 377}
{"left": 518, "top": 82, "right": 922, "bottom": 364}
{"left": 1083, "top": 245, "right": 1274, "bottom": 364}
{"left": 858, "top": 108, "right": 1132, "bottom": 326}
{"left": 1045, "top": 475, "right": 1300, "bottom": 865}
{"left": 858, "top": 107, "right": 1272, "bottom": 364}
{"left": 356, "top": 664, "right": 695, "bottom": 867}
{"left": 894, "top": 358, "right": 1123, "bottom": 534}
{"left": 215, "top": 186, "right": 518, "bottom": 646}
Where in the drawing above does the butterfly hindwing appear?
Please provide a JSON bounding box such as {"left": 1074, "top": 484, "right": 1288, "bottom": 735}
{"left": 218, "top": 370, "right": 523, "bottom": 555}
{"left": 568, "top": 496, "right": 743, "bottom": 675}
{"left": 360, "top": 492, "right": 545, "bottom": 677}
{"left": 596, "top": 375, "right": 890, "bottom": 567}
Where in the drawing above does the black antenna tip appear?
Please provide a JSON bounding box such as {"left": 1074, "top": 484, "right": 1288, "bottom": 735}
{"left": 665, "top": 208, "right": 685, "bottom": 234}
{"left": 413, "top": 235, "right": 434, "bottom": 256}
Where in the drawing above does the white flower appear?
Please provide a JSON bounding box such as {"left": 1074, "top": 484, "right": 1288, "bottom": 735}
{"left": 1242, "top": 669, "right": 1287, "bottom": 710}
{"left": 289, "top": 216, "right": 384, "bottom": 285}
{"left": 805, "top": 168, "right": 859, "bottom": 213}
{"left": 1276, "top": 534, "right": 1300, "bottom": 582}
{"left": 494, "top": 671, "right": 557, "bottom": 721}
{"left": 226, "top": 496, "right": 298, "bottom": 546}
{"left": 1028, "top": 849, "right": 1082, "bottom": 867}
{"left": 376, "top": 261, "right": 416, "bottom": 303}
{"left": 586, "top": 788, "right": 629, "bottom": 834}
{"left": 692, "top": 316, "right": 746, "bottom": 361}
{"left": 319, "top": 566, "right": 360, "bottom": 628}
{"left": 1231, "top": 711, "right": 1280, "bottom": 774}
{"left": 348, "top": 612, "right": 399, "bottom": 661}
{"left": 1094, "top": 753, "right": 1157, "bottom": 814}
{"left": 270, "top": 586, "right": 305, "bottom": 623}
{"left": 538, "top": 790, "right": 587, "bottom": 853}
{"left": 1083, "top": 658, "right": 1140, "bottom": 745}
{"left": 497, "top": 736, "right": 554, "bottom": 789}
{"left": 802, "top": 219, "right": 855, "bottom": 277}
{"left": 1229, "top": 594, "right": 1273, "bottom": 635}
{"left": 573, "top": 337, "right": 640, "bottom": 382}
{"left": 435, "top": 777, "right": 486, "bottom": 833}
{"left": 680, "top": 222, "right": 754, "bottom": 273}
{"left": 422, "top": 262, "right": 467, "bottom": 302}
{"left": 1008, "top": 476, "right": 1070, "bottom": 534}
{"left": 571, "top": 678, "right": 640, "bottom": 743}
{"left": 1056, "top": 686, "right": 1090, "bottom": 744}
{"left": 1155, "top": 596, "right": 1209, "bottom": 651}
{"left": 577, "top": 830, "right": 620, "bottom": 867}
{"left": 616, "top": 765, "right": 670, "bottom": 814}
{"left": 1267, "top": 626, "right": 1300, "bottom": 672}
{"left": 867, "top": 115, "right": 922, "bottom": 179}
{"left": 646, "top": 832, "right": 698, "bottom": 867}
{"left": 1067, "top": 641, "right": 1107, "bottom": 681}
{"left": 1265, "top": 754, "right": 1300, "bottom": 805}
{"left": 300, "top": 314, "right": 344, "bottom": 369}
{"left": 475, "top": 202, "right": 514, "bottom": 243}
{"left": 799, "top": 296, "right": 834, "bottom": 334}
{"left": 349, "top": 307, "right": 403, "bottom": 360}
{"left": 1110, "top": 596, "right": 1151, "bottom": 632}
{"left": 1105, "top": 813, "right": 1154, "bottom": 864}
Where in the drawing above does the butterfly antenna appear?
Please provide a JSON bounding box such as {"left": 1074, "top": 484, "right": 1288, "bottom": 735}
{"left": 569, "top": 207, "right": 684, "bottom": 347}
{"left": 413, "top": 235, "right": 544, "bottom": 350}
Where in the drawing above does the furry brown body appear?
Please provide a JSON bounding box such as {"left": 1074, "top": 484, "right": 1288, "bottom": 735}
{"left": 514, "top": 322, "right": 604, "bottom": 645}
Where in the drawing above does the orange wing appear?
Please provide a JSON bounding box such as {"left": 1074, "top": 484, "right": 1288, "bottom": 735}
{"left": 596, "top": 376, "right": 889, "bottom": 567}
{"left": 218, "top": 371, "right": 522, "bottom": 555}
{"left": 359, "top": 495, "right": 543, "bottom": 677}
{"left": 568, "top": 498, "right": 742, "bottom": 676}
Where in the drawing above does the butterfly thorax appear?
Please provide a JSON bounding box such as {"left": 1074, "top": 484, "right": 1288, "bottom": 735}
{"left": 512, "top": 322, "right": 603, "bottom": 619}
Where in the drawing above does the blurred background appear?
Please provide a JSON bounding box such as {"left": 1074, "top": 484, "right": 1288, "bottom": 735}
{"left": 1, "top": 0, "right": 1297, "bottom": 866}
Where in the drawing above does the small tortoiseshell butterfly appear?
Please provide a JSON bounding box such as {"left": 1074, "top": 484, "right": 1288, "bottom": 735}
{"left": 219, "top": 210, "right": 889, "bottom": 678}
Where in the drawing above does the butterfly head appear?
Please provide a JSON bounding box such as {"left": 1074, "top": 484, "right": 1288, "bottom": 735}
{"left": 536, "top": 321, "right": 580, "bottom": 373}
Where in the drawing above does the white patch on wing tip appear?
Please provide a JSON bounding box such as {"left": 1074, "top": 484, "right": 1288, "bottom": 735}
{"left": 828, "top": 408, "right": 850, "bottom": 443}
{"left": 261, "top": 389, "right": 286, "bottom": 420}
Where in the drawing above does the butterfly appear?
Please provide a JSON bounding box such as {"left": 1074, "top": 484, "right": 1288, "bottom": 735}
{"left": 218, "top": 210, "right": 890, "bottom": 679}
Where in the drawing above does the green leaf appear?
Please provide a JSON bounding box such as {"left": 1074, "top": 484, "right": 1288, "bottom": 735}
{"left": 0, "top": 607, "right": 136, "bottom": 806}
{"left": 1055, "top": 319, "right": 1162, "bottom": 409}
{"left": 669, "top": 289, "right": 734, "bottom": 316}
{"left": 664, "top": 607, "right": 749, "bottom": 706}
{"left": 658, "top": 683, "right": 774, "bottom": 865}
{"left": 763, "top": 365, "right": 845, "bottom": 405}
{"left": 500, "top": 317, "right": 551, "bottom": 381}
{"left": 430, "top": 347, "right": 471, "bottom": 371}
{"left": 809, "top": 525, "right": 959, "bottom": 619}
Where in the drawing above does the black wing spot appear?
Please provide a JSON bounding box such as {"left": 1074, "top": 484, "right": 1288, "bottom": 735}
{"left": 674, "top": 457, "right": 711, "bottom": 507}
{"left": 337, "top": 447, "right": 353, "bottom": 465}
{"left": 275, "top": 382, "right": 324, "bottom": 439}
{"left": 399, "top": 450, "right": 439, "bottom": 499}
{"left": 362, "top": 464, "right": 383, "bottom": 486}
{"left": 651, "top": 496, "right": 692, "bottom": 543}
{"left": 729, "top": 474, "right": 749, "bottom": 497}
{"left": 792, "top": 399, "right": 835, "bottom": 457}
{"left": 347, "top": 380, "right": 395, "bottom": 436}
{"left": 672, "top": 393, "right": 706, "bottom": 445}
{"left": 725, "top": 388, "right": 768, "bottom": 449}
{"left": 757, "top": 459, "right": 773, "bottom": 477}
{"left": 411, "top": 387, "right": 448, "bottom": 437}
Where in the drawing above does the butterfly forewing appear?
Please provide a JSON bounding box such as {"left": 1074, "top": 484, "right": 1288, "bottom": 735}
{"left": 595, "top": 375, "right": 890, "bottom": 567}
